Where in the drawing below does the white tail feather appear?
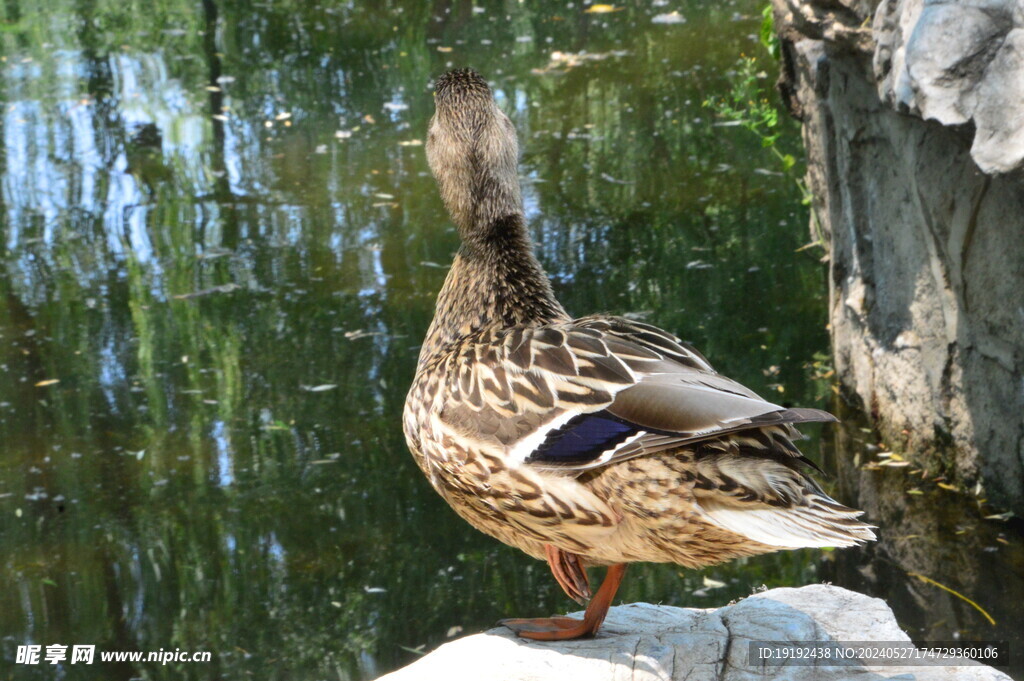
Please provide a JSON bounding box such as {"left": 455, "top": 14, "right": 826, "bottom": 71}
{"left": 697, "top": 499, "right": 876, "bottom": 549}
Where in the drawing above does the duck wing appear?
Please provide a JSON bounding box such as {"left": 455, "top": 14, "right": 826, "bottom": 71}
{"left": 438, "top": 315, "right": 833, "bottom": 474}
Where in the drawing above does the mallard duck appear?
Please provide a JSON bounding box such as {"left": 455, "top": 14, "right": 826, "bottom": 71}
{"left": 403, "top": 69, "right": 875, "bottom": 641}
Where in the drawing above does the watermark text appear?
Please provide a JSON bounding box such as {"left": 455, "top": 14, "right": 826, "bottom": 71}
{"left": 16, "top": 644, "right": 211, "bottom": 666}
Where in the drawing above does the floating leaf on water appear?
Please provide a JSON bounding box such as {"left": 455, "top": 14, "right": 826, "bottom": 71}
{"left": 34, "top": 379, "right": 60, "bottom": 387}
{"left": 374, "top": 193, "right": 395, "bottom": 199}
{"left": 437, "top": 46, "right": 453, "bottom": 53}
{"left": 383, "top": 102, "right": 408, "bottom": 112}
{"left": 302, "top": 384, "right": 337, "bottom": 392}
{"left": 585, "top": 4, "right": 622, "bottom": 13}
{"left": 275, "top": 112, "right": 292, "bottom": 120}
{"left": 702, "top": 576, "right": 726, "bottom": 589}
{"left": 363, "top": 586, "right": 387, "bottom": 594}
{"left": 599, "top": 172, "right": 633, "bottom": 184}
{"left": 652, "top": 11, "right": 686, "bottom": 24}
{"left": 398, "top": 139, "right": 423, "bottom": 146}
{"left": 362, "top": 114, "right": 376, "bottom": 124}
{"left": 196, "top": 247, "right": 232, "bottom": 261}
{"left": 446, "top": 625, "right": 463, "bottom": 638}
{"left": 344, "top": 330, "right": 385, "bottom": 340}
{"left": 172, "top": 283, "right": 240, "bottom": 300}
{"left": 335, "top": 130, "right": 353, "bottom": 139}
{"left": 135, "top": 450, "right": 146, "bottom": 460}
{"left": 534, "top": 50, "right": 628, "bottom": 75}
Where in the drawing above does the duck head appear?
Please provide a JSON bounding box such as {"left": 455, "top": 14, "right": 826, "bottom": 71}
{"left": 427, "top": 69, "right": 522, "bottom": 238}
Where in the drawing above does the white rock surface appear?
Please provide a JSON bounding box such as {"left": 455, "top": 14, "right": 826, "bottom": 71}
{"left": 378, "top": 585, "right": 1010, "bottom": 681}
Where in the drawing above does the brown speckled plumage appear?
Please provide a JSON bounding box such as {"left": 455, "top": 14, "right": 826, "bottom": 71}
{"left": 403, "top": 69, "right": 874, "bottom": 637}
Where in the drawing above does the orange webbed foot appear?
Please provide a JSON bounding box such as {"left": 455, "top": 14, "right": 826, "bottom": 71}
{"left": 500, "top": 615, "right": 597, "bottom": 641}
{"left": 500, "top": 564, "right": 627, "bottom": 641}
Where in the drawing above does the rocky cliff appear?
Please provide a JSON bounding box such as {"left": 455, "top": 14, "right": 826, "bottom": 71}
{"left": 772, "top": 0, "right": 1024, "bottom": 513}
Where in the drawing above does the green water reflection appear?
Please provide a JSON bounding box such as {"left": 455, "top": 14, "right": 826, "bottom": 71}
{"left": 6, "top": 1, "right": 1014, "bottom": 680}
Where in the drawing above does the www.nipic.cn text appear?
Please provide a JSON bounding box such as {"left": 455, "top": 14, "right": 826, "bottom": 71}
{"left": 16, "top": 645, "right": 212, "bottom": 665}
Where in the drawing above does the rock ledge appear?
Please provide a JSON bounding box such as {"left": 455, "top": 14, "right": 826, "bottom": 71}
{"left": 378, "top": 585, "right": 1009, "bottom": 681}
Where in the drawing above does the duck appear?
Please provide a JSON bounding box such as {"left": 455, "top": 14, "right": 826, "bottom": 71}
{"left": 403, "top": 68, "right": 875, "bottom": 641}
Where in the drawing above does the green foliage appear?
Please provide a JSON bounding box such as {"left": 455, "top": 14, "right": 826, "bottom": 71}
{"left": 760, "top": 4, "right": 780, "bottom": 60}
{"left": 804, "top": 350, "right": 837, "bottom": 403}
{"left": 703, "top": 55, "right": 796, "bottom": 173}
{"left": 703, "top": 36, "right": 822, "bottom": 245}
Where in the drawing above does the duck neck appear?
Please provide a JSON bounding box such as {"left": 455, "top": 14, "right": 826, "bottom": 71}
{"left": 420, "top": 212, "right": 568, "bottom": 362}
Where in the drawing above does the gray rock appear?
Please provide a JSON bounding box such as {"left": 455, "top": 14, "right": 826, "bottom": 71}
{"left": 873, "top": 0, "right": 1024, "bottom": 174}
{"left": 773, "top": 0, "right": 1024, "bottom": 514}
{"left": 378, "top": 585, "right": 1009, "bottom": 680}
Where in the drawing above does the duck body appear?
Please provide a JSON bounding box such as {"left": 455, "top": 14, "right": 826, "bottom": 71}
{"left": 404, "top": 69, "right": 874, "bottom": 639}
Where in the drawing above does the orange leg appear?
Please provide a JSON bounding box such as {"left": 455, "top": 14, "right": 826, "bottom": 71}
{"left": 501, "top": 564, "right": 627, "bottom": 640}
{"left": 544, "top": 544, "right": 591, "bottom": 605}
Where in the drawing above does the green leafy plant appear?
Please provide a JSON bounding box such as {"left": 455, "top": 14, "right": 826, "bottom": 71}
{"left": 703, "top": 55, "right": 797, "bottom": 175}
{"left": 760, "top": 4, "right": 780, "bottom": 60}
{"left": 703, "top": 8, "right": 825, "bottom": 250}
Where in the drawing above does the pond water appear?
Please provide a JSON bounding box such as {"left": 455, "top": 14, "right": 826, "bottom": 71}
{"left": 0, "top": 1, "right": 1020, "bottom": 679}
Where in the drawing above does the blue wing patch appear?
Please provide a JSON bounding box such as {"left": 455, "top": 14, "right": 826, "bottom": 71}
{"left": 526, "top": 412, "right": 641, "bottom": 465}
